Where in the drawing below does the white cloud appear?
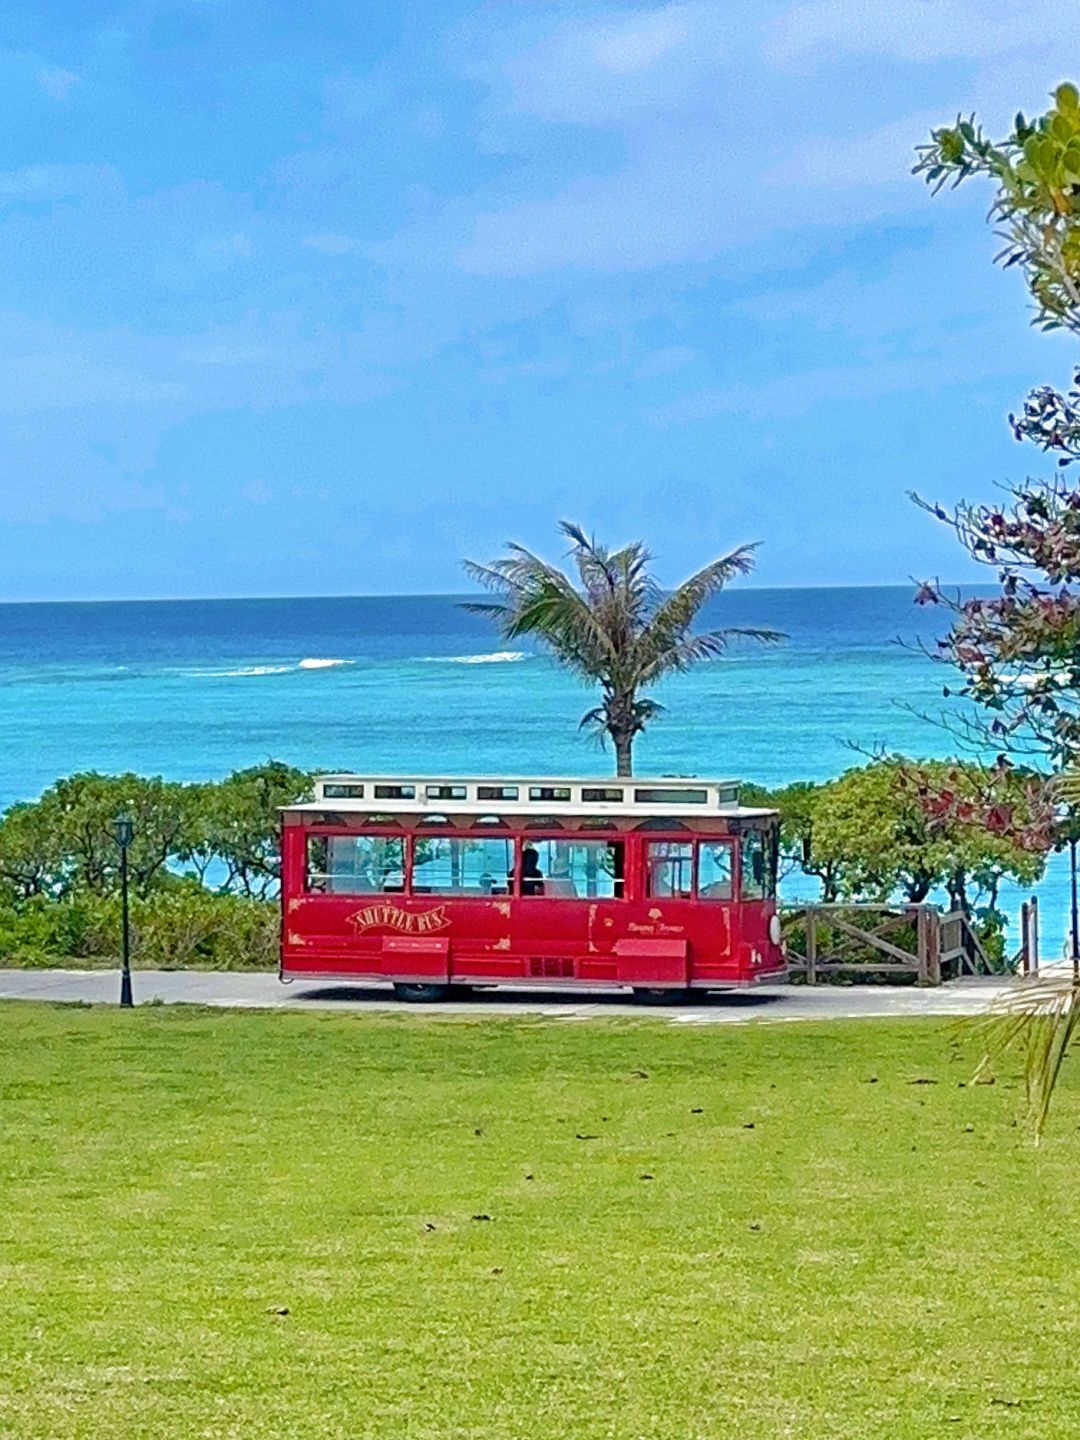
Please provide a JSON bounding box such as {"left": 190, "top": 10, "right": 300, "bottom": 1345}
{"left": 449, "top": 2, "right": 949, "bottom": 276}
{"left": 769, "top": 110, "right": 943, "bottom": 189}
{"left": 0, "top": 353, "right": 183, "bottom": 414}
{"left": 39, "top": 66, "right": 79, "bottom": 100}
{"left": 636, "top": 344, "right": 698, "bottom": 377}
{"left": 767, "top": 0, "right": 1080, "bottom": 68}
{"left": 0, "top": 164, "right": 117, "bottom": 204}
{"left": 593, "top": 7, "right": 696, "bottom": 74}
{"left": 302, "top": 232, "right": 364, "bottom": 255}
{"left": 465, "top": 1, "right": 726, "bottom": 127}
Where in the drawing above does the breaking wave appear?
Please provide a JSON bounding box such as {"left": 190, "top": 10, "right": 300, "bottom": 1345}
{"left": 178, "top": 658, "right": 355, "bottom": 678}
{"left": 426, "top": 651, "right": 526, "bottom": 665}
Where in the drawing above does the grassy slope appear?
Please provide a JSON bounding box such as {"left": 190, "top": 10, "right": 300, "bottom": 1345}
{"left": 0, "top": 1005, "right": 1078, "bottom": 1440}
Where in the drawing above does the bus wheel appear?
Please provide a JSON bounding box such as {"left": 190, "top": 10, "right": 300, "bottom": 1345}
{"left": 632, "top": 987, "right": 690, "bottom": 1006}
{"left": 393, "top": 982, "right": 452, "bottom": 1003}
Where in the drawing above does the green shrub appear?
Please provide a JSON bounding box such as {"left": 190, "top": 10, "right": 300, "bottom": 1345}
{"left": 0, "top": 889, "right": 278, "bottom": 971}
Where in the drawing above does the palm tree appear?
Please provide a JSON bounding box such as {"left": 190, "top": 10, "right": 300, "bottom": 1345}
{"left": 462, "top": 522, "right": 780, "bottom": 777}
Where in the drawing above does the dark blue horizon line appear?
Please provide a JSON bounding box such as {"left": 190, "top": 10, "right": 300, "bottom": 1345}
{"left": 0, "top": 581, "right": 995, "bottom": 610}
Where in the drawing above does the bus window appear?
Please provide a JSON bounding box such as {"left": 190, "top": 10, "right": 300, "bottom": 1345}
{"left": 307, "top": 835, "right": 405, "bottom": 894}
{"left": 739, "top": 832, "right": 771, "bottom": 900}
{"left": 645, "top": 842, "right": 693, "bottom": 899}
{"left": 697, "top": 842, "right": 733, "bottom": 900}
{"left": 412, "top": 836, "right": 513, "bottom": 896}
{"left": 522, "top": 839, "right": 625, "bottom": 899}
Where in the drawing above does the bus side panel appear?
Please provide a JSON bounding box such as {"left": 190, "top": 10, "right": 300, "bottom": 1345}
{"left": 614, "top": 938, "right": 688, "bottom": 986}
{"left": 733, "top": 900, "right": 786, "bottom": 979}
{"left": 683, "top": 903, "right": 738, "bottom": 984}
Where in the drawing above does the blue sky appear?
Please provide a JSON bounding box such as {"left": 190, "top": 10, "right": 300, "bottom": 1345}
{"left": 1, "top": 0, "right": 1078, "bottom": 601}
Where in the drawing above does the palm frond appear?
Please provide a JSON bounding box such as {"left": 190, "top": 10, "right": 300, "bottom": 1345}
{"left": 968, "top": 970, "right": 1080, "bottom": 1139}
{"left": 461, "top": 559, "right": 519, "bottom": 595}
{"left": 458, "top": 600, "right": 513, "bottom": 622}
{"left": 464, "top": 524, "right": 777, "bottom": 774}
{"left": 637, "top": 626, "right": 783, "bottom": 682}
{"left": 647, "top": 544, "right": 760, "bottom": 637}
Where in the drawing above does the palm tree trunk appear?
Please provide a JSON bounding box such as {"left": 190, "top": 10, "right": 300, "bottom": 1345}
{"left": 613, "top": 731, "right": 633, "bottom": 777}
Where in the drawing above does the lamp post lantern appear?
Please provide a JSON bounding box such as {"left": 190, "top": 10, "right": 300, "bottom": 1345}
{"left": 112, "top": 814, "right": 134, "bottom": 1007}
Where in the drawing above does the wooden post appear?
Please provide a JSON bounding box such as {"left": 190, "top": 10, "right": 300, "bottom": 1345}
{"left": 805, "top": 908, "right": 817, "bottom": 985}
{"left": 1030, "top": 894, "right": 1039, "bottom": 975}
{"left": 927, "top": 908, "right": 941, "bottom": 986}
{"left": 916, "top": 906, "right": 929, "bottom": 986}
{"left": 1020, "top": 901, "right": 1030, "bottom": 975}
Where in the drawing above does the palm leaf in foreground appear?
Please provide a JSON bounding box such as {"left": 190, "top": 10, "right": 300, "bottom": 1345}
{"left": 969, "top": 969, "right": 1080, "bottom": 1140}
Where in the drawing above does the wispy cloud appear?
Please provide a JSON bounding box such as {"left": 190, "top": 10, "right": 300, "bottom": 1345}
{"left": 767, "top": 0, "right": 1080, "bottom": 67}
{"left": 302, "top": 232, "right": 364, "bottom": 255}
{"left": 0, "top": 164, "right": 117, "bottom": 204}
{"left": 39, "top": 65, "right": 79, "bottom": 100}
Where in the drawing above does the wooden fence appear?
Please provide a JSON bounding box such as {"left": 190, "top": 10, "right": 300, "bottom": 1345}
{"left": 781, "top": 902, "right": 1023, "bottom": 985}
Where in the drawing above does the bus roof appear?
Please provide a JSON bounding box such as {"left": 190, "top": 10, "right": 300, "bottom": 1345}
{"left": 286, "top": 774, "right": 777, "bottom": 821}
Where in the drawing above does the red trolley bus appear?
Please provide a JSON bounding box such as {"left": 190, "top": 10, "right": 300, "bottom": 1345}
{"left": 280, "top": 775, "right": 786, "bottom": 1000}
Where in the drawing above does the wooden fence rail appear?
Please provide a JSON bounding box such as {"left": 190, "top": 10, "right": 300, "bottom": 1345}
{"left": 781, "top": 901, "right": 1029, "bottom": 985}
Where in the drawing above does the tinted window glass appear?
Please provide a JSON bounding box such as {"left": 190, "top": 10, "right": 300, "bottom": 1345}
{"left": 519, "top": 839, "right": 625, "bottom": 899}
{"left": 645, "top": 842, "right": 693, "bottom": 898}
{"left": 635, "top": 787, "right": 707, "bottom": 805}
{"left": 412, "top": 836, "right": 514, "bottom": 895}
{"left": 306, "top": 835, "right": 405, "bottom": 894}
{"left": 740, "top": 832, "right": 771, "bottom": 899}
{"left": 697, "top": 842, "right": 733, "bottom": 901}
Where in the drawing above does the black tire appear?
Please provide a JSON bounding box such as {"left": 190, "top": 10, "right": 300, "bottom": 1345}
{"left": 393, "top": 982, "right": 453, "bottom": 1003}
{"left": 632, "top": 987, "right": 691, "bottom": 1006}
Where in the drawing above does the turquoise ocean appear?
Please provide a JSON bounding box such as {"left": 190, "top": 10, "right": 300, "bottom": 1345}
{"left": 0, "top": 586, "right": 1067, "bottom": 956}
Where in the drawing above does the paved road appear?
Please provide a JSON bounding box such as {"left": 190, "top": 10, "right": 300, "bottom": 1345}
{"left": 0, "top": 968, "right": 1018, "bottom": 1024}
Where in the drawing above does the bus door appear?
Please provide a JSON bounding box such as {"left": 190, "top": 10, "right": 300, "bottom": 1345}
{"left": 510, "top": 834, "right": 626, "bottom": 982}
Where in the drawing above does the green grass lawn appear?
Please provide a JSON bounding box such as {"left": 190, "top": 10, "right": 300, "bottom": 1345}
{"left": 1, "top": 1005, "right": 1078, "bottom": 1439}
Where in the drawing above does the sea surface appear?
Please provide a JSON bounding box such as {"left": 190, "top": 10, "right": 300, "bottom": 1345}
{"left": 0, "top": 586, "right": 1068, "bottom": 955}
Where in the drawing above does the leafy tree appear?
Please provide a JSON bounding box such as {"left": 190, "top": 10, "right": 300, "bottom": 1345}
{"left": 463, "top": 521, "right": 779, "bottom": 776}
{"left": 0, "top": 773, "right": 189, "bottom": 898}
{"left": 914, "top": 86, "right": 1080, "bottom": 1130}
{"left": 745, "top": 762, "right": 1044, "bottom": 914}
{"left": 914, "top": 86, "right": 1080, "bottom": 769}
{"left": 175, "top": 762, "right": 312, "bottom": 898}
{"left": 808, "top": 760, "right": 1045, "bottom": 912}
{"left": 915, "top": 82, "right": 1080, "bottom": 335}
{"left": 740, "top": 779, "right": 841, "bottom": 896}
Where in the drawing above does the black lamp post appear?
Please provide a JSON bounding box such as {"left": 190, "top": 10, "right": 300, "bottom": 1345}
{"left": 112, "top": 813, "right": 134, "bottom": 1007}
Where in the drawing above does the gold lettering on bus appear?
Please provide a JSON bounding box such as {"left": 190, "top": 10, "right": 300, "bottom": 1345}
{"left": 348, "top": 903, "right": 451, "bottom": 935}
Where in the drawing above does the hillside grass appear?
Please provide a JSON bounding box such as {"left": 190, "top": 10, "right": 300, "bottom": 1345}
{"left": 1, "top": 1004, "right": 1078, "bottom": 1439}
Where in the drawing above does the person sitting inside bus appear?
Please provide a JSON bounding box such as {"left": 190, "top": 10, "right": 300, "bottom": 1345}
{"left": 513, "top": 845, "right": 545, "bottom": 896}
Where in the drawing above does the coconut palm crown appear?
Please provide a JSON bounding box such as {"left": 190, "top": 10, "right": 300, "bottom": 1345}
{"left": 462, "top": 522, "right": 780, "bottom": 777}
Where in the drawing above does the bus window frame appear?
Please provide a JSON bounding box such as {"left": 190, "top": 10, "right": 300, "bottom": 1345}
{"left": 644, "top": 839, "right": 695, "bottom": 900}
{"left": 514, "top": 834, "right": 627, "bottom": 901}
{"left": 304, "top": 829, "right": 408, "bottom": 896}
{"left": 695, "top": 837, "right": 736, "bottom": 902}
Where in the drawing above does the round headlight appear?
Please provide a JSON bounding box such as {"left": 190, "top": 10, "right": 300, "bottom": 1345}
{"left": 768, "top": 913, "right": 782, "bottom": 947}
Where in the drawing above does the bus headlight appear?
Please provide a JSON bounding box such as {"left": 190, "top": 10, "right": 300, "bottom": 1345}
{"left": 768, "top": 914, "right": 782, "bottom": 947}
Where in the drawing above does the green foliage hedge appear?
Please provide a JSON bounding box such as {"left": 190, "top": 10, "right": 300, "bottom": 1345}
{"left": 0, "top": 887, "right": 279, "bottom": 971}
{"left": 0, "top": 756, "right": 1053, "bottom": 973}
